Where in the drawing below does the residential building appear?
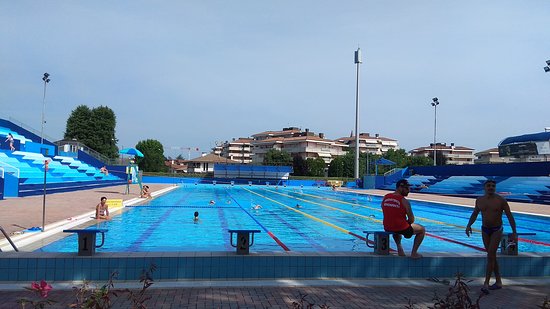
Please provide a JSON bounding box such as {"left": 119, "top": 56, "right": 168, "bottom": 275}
{"left": 334, "top": 133, "right": 399, "bottom": 155}
{"left": 251, "top": 128, "right": 348, "bottom": 165}
{"left": 186, "top": 153, "right": 240, "bottom": 173}
{"left": 218, "top": 138, "right": 253, "bottom": 164}
{"left": 164, "top": 159, "right": 188, "bottom": 173}
{"left": 474, "top": 148, "right": 512, "bottom": 164}
{"left": 409, "top": 143, "right": 475, "bottom": 165}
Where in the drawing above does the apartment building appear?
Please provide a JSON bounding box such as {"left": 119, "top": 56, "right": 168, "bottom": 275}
{"left": 410, "top": 143, "right": 475, "bottom": 165}
{"left": 216, "top": 138, "right": 253, "bottom": 164}
{"left": 334, "top": 133, "right": 399, "bottom": 155}
{"left": 251, "top": 127, "right": 348, "bottom": 164}
{"left": 474, "top": 148, "right": 512, "bottom": 164}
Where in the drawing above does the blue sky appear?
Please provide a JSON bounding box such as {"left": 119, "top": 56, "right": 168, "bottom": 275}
{"left": 1, "top": 1, "right": 549, "bottom": 159}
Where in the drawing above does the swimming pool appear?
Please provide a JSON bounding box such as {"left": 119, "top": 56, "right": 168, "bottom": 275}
{"left": 39, "top": 184, "right": 550, "bottom": 253}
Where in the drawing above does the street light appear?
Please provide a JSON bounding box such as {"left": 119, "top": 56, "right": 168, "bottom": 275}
{"left": 41, "top": 73, "right": 51, "bottom": 144}
{"left": 431, "top": 97, "right": 440, "bottom": 166}
{"left": 544, "top": 60, "right": 550, "bottom": 72}
{"left": 353, "top": 48, "right": 362, "bottom": 180}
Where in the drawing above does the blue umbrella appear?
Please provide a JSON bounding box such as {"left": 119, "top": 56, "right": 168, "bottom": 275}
{"left": 119, "top": 147, "right": 144, "bottom": 157}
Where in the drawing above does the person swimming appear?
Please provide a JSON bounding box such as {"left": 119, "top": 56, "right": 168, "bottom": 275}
{"left": 193, "top": 211, "right": 199, "bottom": 222}
{"left": 295, "top": 203, "right": 302, "bottom": 209}
{"left": 252, "top": 204, "right": 262, "bottom": 210}
{"left": 209, "top": 200, "right": 215, "bottom": 205}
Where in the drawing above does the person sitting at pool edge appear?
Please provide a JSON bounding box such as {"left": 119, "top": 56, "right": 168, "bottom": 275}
{"left": 95, "top": 196, "right": 110, "bottom": 220}
{"left": 140, "top": 185, "right": 152, "bottom": 199}
{"left": 381, "top": 179, "right": 426, "bottom": 259}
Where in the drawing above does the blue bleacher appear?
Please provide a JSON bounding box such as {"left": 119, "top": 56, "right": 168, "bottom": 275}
{"left": 382, "top": 175, "right": 550, "bottom": 205}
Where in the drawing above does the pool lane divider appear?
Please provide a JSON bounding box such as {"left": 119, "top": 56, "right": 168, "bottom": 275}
{"left": 265, "top": 188, "right": 487, "bottom": 252}
{"left": 225, "top": 188, "right": 290, "bottom": 251}
{"left": 304, "top": 190, "right": 550, "bottom": 248}
{"left": 126, "top": 205, "right": 239, "bottom": 209}
{"left": 127, "top": 208, "right": 175, "bottom": 252}
{"left": 243, "top": 187, "right": 383, "bottom": 249}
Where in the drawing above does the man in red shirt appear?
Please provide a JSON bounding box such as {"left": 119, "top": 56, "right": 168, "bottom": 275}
{"left": 381, "top": 179, "right": 426, "bottom": 258}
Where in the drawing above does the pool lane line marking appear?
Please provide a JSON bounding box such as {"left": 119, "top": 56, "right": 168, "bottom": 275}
{"left": 225, "top": 188, "right": 290, "bottom": 251}
{"left": 266, "top": 209, "right": 328, "bottom": 252}
{"left": 243, "top": 187, "right": 380, "bottom": 249}
{"left": 305, "top": 191, "right": 550, "bottom": 247}
{"left": 263, "top": 188, "right": 486, "bottom": 252}
{"left": 293, "top": 189, "right": 487, "bottom": 233}
{"left": 127, "top": 208, "right": 175, "bottom": 252}
{"left": 126, "top": 205, "right": 240, "bottom": 209}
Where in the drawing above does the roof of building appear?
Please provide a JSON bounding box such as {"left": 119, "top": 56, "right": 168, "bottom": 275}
{"left": 228, "top": 138, "right": 253, "bottom": 144}
{"left": 185, "top": 153, "right": 241, "bottom": 164}
{"left": 251, "top": 128, "right": 301, "bottom": 137}
{"left": 410, "top": 144, "right": 474, "bottom": 152}
{"left": 335, "top": 134, "right": 397, "bottom": 142}
{"left": 499, "top": 132, "right": 550, "bottom": 146}
{"left": 474, "top": 148, "right": 499, "bottom": 155}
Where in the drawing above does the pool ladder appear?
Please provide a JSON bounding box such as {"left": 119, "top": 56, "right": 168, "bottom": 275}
{"left": 0, "top": 225, "right": 19, "bottom": 252}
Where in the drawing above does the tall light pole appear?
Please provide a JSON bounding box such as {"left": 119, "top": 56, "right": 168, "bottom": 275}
{"left": 544, "top": 60, "right": 550, "bottom": 73}
{"left": 431, "top": 97, "right": 440, "bottom": 166}
{"left": 41, "top": 73, "right": 51, "bottom": 144}
{"left": 354, "top": 48, "right": 362, "bottom": 179}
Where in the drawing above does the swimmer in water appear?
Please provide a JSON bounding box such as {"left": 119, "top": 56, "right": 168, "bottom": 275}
{"left": 193, "top": 211, "right": 200, "bottom": 223}
{"left": 252, "top": 204, "right": 262, "bottom": 210}
{"left": 295, "top": 204, "right": 302, "bottom": 209}
{"left": 209, "top": 200, "right": 215, "bottom": 205}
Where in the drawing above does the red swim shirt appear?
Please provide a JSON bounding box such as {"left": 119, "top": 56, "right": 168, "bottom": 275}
{"left": 381, "top": 193, "right": 410, "bottom": 232}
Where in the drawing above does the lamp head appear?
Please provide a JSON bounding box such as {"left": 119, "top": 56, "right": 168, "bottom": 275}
{"left": 546, "top": 60, "right": 550, "bottom": 66}
{"left": 432, "top": 97, "right": 439, "bottom": 103}
{"left": 545, "top": 66, "right": 550, "bottom": 73}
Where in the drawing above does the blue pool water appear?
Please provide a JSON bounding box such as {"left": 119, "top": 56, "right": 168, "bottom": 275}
{"left": 39, "top": 184, "right": 550, "bottom": 253}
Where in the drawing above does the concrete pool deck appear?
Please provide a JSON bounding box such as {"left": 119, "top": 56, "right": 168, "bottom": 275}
{"left": 0, "top": 184, "right": 549, "bottom": 307}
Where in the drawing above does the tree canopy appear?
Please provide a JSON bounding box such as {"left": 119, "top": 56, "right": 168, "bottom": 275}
{"left": 263, "top": 149, "right": 292, "bottom": 166}
{"left": 135, "top": 139, "right": 167, "bottom": 172}
{"left": 64, "top": 105, "right": 118, "bottom": 158}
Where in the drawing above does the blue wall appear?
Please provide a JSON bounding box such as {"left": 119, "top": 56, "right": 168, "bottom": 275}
{"left": 3, "top": 172, "right": 19, "bottom": 197}
{"left": 0, "top": 176, "right": 3, "bottom": 199}
{"left": 0, "top": 119, "right": 56, "bottom": 147}
{"left": 411, "top": 162, "right": 550, "bottom": 177}
{"left": 77, "top": 150, "right": 105, "bottom": 168}
{"left": 24, "top": 141, "right": 56, "bottom": 156}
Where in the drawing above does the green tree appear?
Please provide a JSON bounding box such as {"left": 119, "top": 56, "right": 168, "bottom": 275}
{"left": 263, "top": 149, "right": 292, "bottom": 166}
{"left": 306, "top": 157, "right": 326, "bottom": 177}
{"left": 292, "top": 155, "right": 308, "bottom": 176}
{"left": 136, "top": 139, "right": 167, "bottom": 172}
{"left": 64, "top": 105, "right": 118, "bottom": 158}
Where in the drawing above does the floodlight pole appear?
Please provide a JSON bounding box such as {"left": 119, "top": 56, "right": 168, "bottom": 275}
{"left": 354, "top": 48, "right": 362, "bottom": 179}
{"left": 41, "top": 73, "right": 51, "bottom": 145}
{"left": 431, "top": 97, "right": 440, "bottom": 166}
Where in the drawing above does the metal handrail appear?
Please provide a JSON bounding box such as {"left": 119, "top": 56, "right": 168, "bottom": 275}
{"left": 0, "top": 161, "right": 20, "bottom": 178}
{"left": 55, "top": 140, "right": 117, "bottom": 165}
{"left": 0, "top": 225, "right": 19, "bottom": 252}
{"left": 384, "top": 167, "right": 403, "bottom": 176}
{"left": 8, "top": 116, "right": 58, "bottom": 143}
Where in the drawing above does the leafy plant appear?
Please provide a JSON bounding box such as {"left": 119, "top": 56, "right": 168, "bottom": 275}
{"left": 428, "top": 272, "right": 484, "bottom": 309}
{"left": 18, "top": 280, "right": 56, "bottom": 309}
{"left": 291, "top": 292, "right": 330, "bottom": 309}
{"left": 120, "top": 263, "right": 157, "bottom": 309}
{"left": 538, "top": 297, "right": 550, "bottom": 309}
{"left": 69, "top": 271, "right": 118, "bottom": 309}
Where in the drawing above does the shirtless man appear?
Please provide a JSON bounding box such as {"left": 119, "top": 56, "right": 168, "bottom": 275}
{"left": 95, "top": 197, "right": 110, "bottom": 220}
{"left": 381, "top": 179, "right": 426, "bottom": 259}
{"left": 466, "top": 180, "right": 517, "bottom": 294}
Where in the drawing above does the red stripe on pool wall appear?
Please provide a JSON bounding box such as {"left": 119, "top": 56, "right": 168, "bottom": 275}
{"left": 267, "top": 231, "right": 291, "bottom": 251}
{"left": 519, "top": 238, "right": 550, "bottom": 247}
{"left": 426, "top": 233, "right": 486, "bottom": 252}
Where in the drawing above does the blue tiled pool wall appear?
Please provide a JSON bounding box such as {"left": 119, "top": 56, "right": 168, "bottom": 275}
{"left": 0, "top": 253, "right": 548, "bottom": 282}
